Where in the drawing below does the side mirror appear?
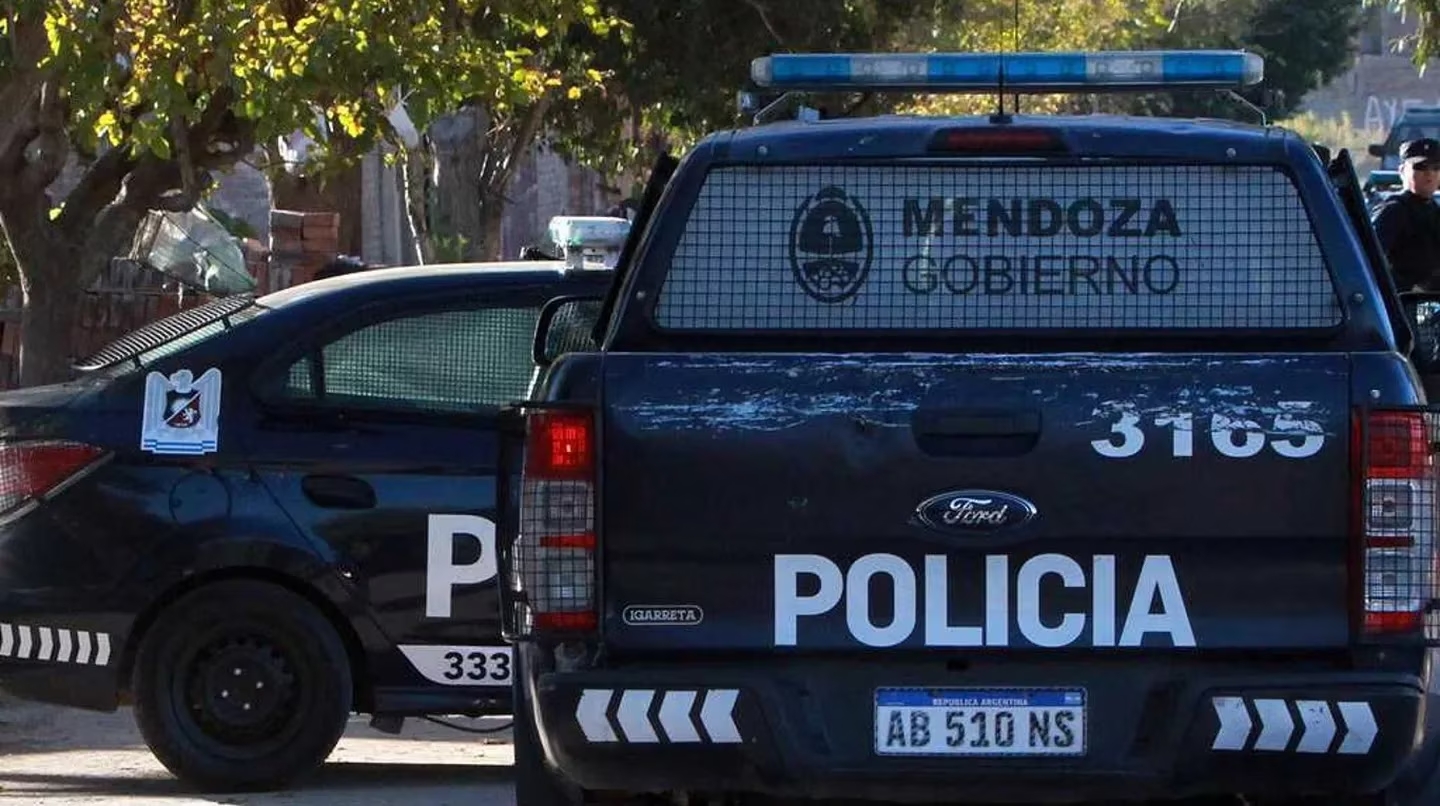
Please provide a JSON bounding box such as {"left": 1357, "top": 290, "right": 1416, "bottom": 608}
{"left": 533, "top": 294, "right": 605, "bottom": 366}
{"left": 1369, "top": 143, "right": 1386, "bottom": 158}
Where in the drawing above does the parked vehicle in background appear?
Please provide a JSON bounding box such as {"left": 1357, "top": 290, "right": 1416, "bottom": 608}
{"left": 1369, "top": 106, "right": 1440, "bottom": 170}
{"left": 0, "top": 217, "right": 622, "bottom": 792}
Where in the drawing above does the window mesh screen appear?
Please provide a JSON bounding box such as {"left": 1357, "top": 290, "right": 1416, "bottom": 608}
{"left": 654, "top": 164, "right": 1342, "bottom": 331}
{"left": 543, "top": 300, "right": 604, "bottom": 359}
{"left": 314, "top": 306, "right": 540, "bottom": 413}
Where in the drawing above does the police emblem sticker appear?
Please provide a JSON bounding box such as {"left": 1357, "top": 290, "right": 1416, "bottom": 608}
{"left": 788, "top": 185, "right": 874, "bottom": 304}
{"left": 141, "top": 368, "right": 222, "bottom": 456}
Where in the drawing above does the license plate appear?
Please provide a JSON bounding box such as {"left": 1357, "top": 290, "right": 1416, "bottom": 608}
{"left": 874, "top": 688, "right": 1086, "bottom": 757}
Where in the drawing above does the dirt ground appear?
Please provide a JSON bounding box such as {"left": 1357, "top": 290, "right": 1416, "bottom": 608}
{"left": 0, "top": 693, "right": 518, "bottom": 805}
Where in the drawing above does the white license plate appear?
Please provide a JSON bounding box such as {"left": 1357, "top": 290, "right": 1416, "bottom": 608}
{"left": 874, "top": 688, "right": 1086, "bottom": 757}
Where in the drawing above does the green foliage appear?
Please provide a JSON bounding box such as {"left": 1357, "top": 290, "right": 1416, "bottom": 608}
{"left": 545, "top": 0, "right": 949, "bottom": 189}
{"left": 1144, "top": 0, "right": 1362, "bottom": 120}
{"left": 20, "top": 1, "right": 626, "bottom": 176}
{"left": 430, "top": 232, "right": 472, "bottom": 264}
{"left": 1365, "top": 0, "right": 1440, "bottom": 70}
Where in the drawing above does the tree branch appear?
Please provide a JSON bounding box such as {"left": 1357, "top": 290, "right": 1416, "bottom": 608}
{"left": 742, "top": 0, "right": 788, "bottom": 47}
{"left": 487, "top": 98, "right": 551, "bottom": 198}
{"left": 0, "top": 15, "right": 53, "bottom": 161}
{"left": 16, "top": 81, "right": 70, "bottom": 197}
{"left": 57, "top": 147, "right": 137, "bottom": 236}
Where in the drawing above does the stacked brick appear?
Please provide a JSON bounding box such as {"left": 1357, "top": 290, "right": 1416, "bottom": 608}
{"left": 268, "top": 210, "right": 341, "bottom": 289}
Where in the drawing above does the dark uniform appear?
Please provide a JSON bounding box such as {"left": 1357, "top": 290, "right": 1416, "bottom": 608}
{"left": 1372, "top": 138, "right": 1440, "bottom": 291}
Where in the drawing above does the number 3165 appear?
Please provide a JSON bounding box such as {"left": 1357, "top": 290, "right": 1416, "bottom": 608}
{"left": 1091, "top": 409, "right": 1325, "bottom": 460}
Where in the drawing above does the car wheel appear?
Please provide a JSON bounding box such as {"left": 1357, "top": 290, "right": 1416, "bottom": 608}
{"left": 131, "top": 579, "right": 353, "bottom": 792}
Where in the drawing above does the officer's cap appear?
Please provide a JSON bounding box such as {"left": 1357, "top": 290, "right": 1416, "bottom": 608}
{"left": 1401, "top": 137, "right": 1440, "bottom": 166}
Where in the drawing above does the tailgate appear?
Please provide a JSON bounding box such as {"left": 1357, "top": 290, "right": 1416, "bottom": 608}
{"left": 599, "top": 352, "right": 1349, "bottom": 651}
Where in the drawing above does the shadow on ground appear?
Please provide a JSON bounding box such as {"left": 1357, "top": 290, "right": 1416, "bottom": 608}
{"left": 0, "top": 763, "right": 511, "bottom": 799}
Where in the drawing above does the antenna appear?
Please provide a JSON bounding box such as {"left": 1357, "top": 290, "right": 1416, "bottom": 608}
{"left": 992, "top": 63, "right": 1010, "bottom": 123}
{"left": 1013, "top": 0, "right": 1022, "bottom": 114}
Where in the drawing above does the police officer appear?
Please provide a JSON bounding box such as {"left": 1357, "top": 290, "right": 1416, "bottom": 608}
{"left": 1373, "top": 137, "right": 1440, "bottom": 291}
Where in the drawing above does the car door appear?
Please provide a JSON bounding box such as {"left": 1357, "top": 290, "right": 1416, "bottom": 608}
{"left": 242, "top": 287, "right": 549, "bottom": 693}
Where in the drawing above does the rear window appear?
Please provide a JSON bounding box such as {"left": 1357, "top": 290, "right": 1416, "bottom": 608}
{"left": 75, "top": 295, "right": 267, "bottom": 371}
{"left": 652, "top": 164, "right": 1342, "bottom": 331}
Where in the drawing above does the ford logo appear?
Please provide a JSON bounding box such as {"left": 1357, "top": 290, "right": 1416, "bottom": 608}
{"left": 915, "top": 490, "right": 1038, "bottom": 533}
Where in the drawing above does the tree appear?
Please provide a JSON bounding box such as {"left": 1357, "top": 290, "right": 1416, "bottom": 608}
{"left": 1367, "top": 0, "right": 1440, "bottom": 69}
{"left": 541, "top": 0, "right": 959, "bottom": 202}
{"left": 0, "top": 1, "right": 619, "bottom": 387}
{"left": 1144, "top": 0, "right": 1363, "bottom": 120}
{"left": 411, "top": 1, "right": 945, "bottom": 264}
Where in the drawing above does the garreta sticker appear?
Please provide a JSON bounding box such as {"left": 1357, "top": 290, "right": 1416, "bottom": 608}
{"left": 622, "top": 604, "right": 704, "bottom": 627}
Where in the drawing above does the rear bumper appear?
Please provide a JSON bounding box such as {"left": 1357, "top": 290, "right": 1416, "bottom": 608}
{"left": 523, "top": 649, "right": 1431, "bottom": 803}
{"left": 0, "top": 604, "right": 127, "bottom": 712}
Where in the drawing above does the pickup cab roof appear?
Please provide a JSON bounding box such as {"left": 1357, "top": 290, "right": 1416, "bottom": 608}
{"left": 705, "top": 112, "right": 1305, "bottom": 163}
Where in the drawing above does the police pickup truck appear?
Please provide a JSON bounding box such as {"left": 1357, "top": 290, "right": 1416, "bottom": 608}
{"left": 0, "top": 216, "right": 619, "bottom": 791}
{"left": 499, "top": 52, "right": 1440, "bottom": 805}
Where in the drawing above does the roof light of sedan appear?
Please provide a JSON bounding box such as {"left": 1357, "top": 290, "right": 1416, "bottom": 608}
{"left": 749, "top": 51, "right": 1265, "bottom": 93}
{"left": 547, "top": 216, "right": 631, "bottom": 270}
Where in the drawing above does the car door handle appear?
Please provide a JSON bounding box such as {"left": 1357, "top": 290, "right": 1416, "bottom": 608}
{"left": 301, "top": 474, "right": 377, "bottom": 510}
{"left": 913, "top": 409, "right": 1041, "bottom": 437}
{"left": 911, "top": 409, "right": 1042, "bottom": 457}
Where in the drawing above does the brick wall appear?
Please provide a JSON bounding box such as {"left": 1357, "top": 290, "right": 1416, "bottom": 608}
{"left": 268, "top": 209, "right": 341, "bottom": 288}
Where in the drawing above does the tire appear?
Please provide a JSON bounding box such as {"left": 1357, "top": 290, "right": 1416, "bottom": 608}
{"left": 131, "top": 579, "right": 353, "bottom": 792}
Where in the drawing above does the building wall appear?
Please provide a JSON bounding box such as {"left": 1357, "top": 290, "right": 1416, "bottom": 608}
{"left": 1300, "top": 6, "right": 1440, "bottom": 135}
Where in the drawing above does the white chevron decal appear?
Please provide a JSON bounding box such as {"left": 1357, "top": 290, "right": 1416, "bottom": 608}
{"left": 75, "top": 630, "right": 92, "bottom": 665}
{"left": 574, "top": 687, "right": 744, "bottom": 744}
{"left": 576, "top": 689, "right": 617, "bottom": 742}
{"left": 1294, "top": 700, "right": 1336, "bottom": 754}
{"left": 616, "top": 689, "right": 659, "bottom": 743}
{"left": 55, "top": 628, "right": 72, "bottom": 664}
{"left": 1210, "top": 696, "right": 1378, "bottom": 755}
{"left": 1211, "top": 696, "right": 1252, "bottom": 751}
{"left": 657, "top": 690, "right": 701, "bottom": 742}
{"left": 1337, "top": 702, "right": 1378, "bottom": 755}
{"left": 1252, "top": 699, "right": 1294, "bottom": 751}
{"left": 0, "top": 623, "right": 114, "bottom": 667}
{"left": 700, "top": 689, "right": 742, "bottom": 743}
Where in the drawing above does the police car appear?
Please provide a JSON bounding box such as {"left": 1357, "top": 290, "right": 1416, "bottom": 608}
{"left": 0, "top": 216, "right": 621, "bottom": 791}
{"left": 500, "top": 52, "right": 1440, "bottom": 805}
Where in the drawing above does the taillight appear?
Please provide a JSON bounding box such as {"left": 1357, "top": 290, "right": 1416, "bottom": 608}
{"left": 0, "top": 441, "right": 106, "bottom": 515}
{"left": 514, "top": 410, "right": 597, "bottom": 632}
{"left": 1358, "top": 411, "right": 1438, "bottom": 639}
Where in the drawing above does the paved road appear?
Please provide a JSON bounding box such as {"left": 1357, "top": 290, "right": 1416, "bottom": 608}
{"left": 0, "top": 695, "right": 517, "bottom": 805}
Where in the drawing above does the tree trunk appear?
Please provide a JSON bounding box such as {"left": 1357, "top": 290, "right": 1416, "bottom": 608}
{"left": 479, "top": 189, "right": 506, "bottom": 262}
{"left": 431, "top": 107, "right": 488, "bottom": 261}
{"left": 15, "top": 253, "right": 88, "bottom": 388}
{"left": 399, "top": 146, "right": 434, "bottom": 264}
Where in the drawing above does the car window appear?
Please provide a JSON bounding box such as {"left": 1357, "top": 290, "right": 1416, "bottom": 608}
{"left": 653, "top": 164, "right": 1341, "bottom": 332}
{"left": 75, "top": 295, "right": 269, "bottom": 372}
{"left": 278, "top": 305, "right": 541, "bottom": 414}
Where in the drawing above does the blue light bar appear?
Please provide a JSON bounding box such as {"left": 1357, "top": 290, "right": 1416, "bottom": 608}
{"left": 749, "top": 51, "right": 1264, "bottom": 93}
